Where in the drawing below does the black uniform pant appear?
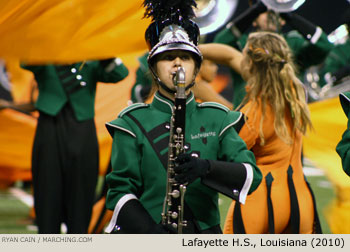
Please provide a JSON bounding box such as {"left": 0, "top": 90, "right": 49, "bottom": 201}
{"left": 32, "top": 105, "right": 98, "bottom": 233}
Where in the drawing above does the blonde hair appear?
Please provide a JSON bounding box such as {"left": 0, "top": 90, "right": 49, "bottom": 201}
{"left": 239, "top": 31, "right": 312, "bottom": 145}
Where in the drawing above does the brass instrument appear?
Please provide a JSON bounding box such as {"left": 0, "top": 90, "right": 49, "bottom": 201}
{"left": 304, "top": 8, "right": 350, "bottom": 101}
{"left": 261, "top": 0, "right": 305, "bottom": 13}
{"left": 193, "top": 0, "right": 306, "bottom": 36}
{"left": 260, "top": 0, "right": 306, "bottom": 33}
{"left": 161, "top": 66, "right": 187, "bottom": 233}
{"left": 194, "top": 0, "right": 239, "bottom": 35}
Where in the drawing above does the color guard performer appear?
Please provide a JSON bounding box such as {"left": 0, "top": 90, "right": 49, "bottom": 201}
{"left": 200, "top": 31, "right": 322, "bottom": 234}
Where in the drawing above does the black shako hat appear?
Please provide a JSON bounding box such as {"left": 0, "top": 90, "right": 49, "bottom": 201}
{"left": 143, "top": 0, "right": 203, "bottom": 68}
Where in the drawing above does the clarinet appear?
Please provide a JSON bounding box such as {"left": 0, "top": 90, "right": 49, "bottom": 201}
{"left": 161, "top": 66, "right": 187, "bottom": 233}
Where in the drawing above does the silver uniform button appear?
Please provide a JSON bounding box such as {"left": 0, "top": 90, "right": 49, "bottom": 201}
{"left": 233, "top": 189, "right": 239, "bottom": 196}
{"left": 71, "top": 68, "right": 77, "bottom": 73}
{"left": 115, "top": 58, "right": 123, "bottom": 66}
{"left": 191, "top": 153, "right": 199, "bottom": 158}
{"left": 76, "top": 74, "right": 82, "bottom": 80}
{"left": 80, "top": 81, "right": 87, "bottom": 86}
{"left": 113, "top": 225, "right": 121, "bottom": 232}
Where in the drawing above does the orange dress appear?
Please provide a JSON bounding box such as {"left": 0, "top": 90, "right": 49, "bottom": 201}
{"left": 223, "top": 101, "right": 319, "bottom": 234}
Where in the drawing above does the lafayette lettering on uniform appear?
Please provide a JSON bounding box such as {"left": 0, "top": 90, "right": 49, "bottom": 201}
{"left": 182, "top": 238, "right": 229, "bottom": 248}
{"left": 191, "top": 131, "right": 216, "bottom": 140}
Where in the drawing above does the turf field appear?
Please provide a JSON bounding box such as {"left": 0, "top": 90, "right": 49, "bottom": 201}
{"left": 0, "top": 159, "right": 335, "bottom": 234}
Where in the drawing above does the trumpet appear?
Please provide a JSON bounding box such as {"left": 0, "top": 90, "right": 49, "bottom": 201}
{"left": 161, "top": 66, "right": 187, "bottom": 233}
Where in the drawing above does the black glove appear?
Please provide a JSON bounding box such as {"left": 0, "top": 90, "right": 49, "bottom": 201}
{"left": 280, "top": 13, "right": 317, "bottom": 40}
{"left": 140, "top": 84, "right": 152, "bottom": 102}
{"left": 115, "top": 199, "right": 175, "bottom": 234}
{"left": 174, "top": 153, "right": 210, "bottom": 184}
{"left": 152, "top": 223, "right": 177, "bottom": 234}
{"left": 201, "top": 160, "right": 249, "bottom": 199}
{"left": 99, "top": 58, "right": 115, "bottom": 68}
{"left": 332, "top": 65, "right": 350, "bottom": 83}
{"left": 231, "top": 0, "right": 267, "bottom": 33}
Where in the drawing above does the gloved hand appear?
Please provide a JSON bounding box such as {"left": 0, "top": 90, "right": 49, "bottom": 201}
{"left": 279, "top": 12, "right": 317, "bottom": 40}
{"left": 174, "top": 153, "right": 210, "bottom": 184}
{"left": 230, "top": 0, "right": 267, "bottom": 34}
{"left": 99, "top": 58, "right": 115, "bottom": 68}
{"left": 150, "top": 223, "right": 177, "bottom": 234}
{"left": 332, "top": 65, "right": 350, "bottom": 83}
{"left": 140, "top": 84, "right": 152, "bottom": 102}
{"left": 115, "top": 199, "right": 177, "bottom": 234}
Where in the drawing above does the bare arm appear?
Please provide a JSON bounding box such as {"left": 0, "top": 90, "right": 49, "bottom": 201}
{"left": 198, "top": 43, "right": 243, "bottom": 75}
{"left": 193, "top": 80, "right": 233, "bottom": 110}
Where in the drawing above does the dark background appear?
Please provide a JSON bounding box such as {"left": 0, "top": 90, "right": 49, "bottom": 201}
{"left": 202, "top": 0, "right": 350, "bottom": 103}
{"left": 206, "top": 0, "right": 350, "bottom": 42}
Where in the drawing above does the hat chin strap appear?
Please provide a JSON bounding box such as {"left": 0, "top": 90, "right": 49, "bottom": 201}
{"left": 149, "top": 66, "right": 197, "bottom": 95}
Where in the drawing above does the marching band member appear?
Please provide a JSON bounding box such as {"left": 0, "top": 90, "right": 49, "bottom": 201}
{"left": 336, "top": 92, "right": 350, "bottom": 176}
{"left": 319, "top": 8, "right": 350, "bottom": 87}
{"left": 22, "top": 59, "right": 128, "bottom": 233}
{"left": 104, "top": 0, "right": 262, "bottom": 234}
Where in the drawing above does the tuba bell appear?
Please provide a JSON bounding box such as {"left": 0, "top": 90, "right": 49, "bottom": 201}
{"left": 193, "top": 0, "right": 239, "bottom": 35}
{"left": 261, "top": 0, "right": 305, "bottom": 12}
{"left": 256, "top": 0, "right": 306, "bottom": 37}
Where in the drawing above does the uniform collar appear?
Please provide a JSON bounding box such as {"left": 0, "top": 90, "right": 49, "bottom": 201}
{"left": 340, "top": 92, "right": 350, "bottom": 118}
{"left": 152, "top": 91, "right": 196, "bottom": 115}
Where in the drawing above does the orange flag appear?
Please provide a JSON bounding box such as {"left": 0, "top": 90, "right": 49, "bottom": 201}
{"left": 0, "top": 0, "right": 150, "bottom": 66}
{"left": 303, "top": 97, "right": 350, "bottom": 233}
{"left": 0, "top": 0, "right": 152, "bottom": 184}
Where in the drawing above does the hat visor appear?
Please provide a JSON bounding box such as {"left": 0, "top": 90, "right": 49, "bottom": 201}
{"left": 339, "top": 92, "right": 350, "bottom": 117}
{"left": 149, "top": 42, "right": 202, "bottom": 63}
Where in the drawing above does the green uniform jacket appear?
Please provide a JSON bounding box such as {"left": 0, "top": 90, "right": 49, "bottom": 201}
{"left": 105, "top": 92, "right": 262, "bottom": 231}
{"left": 23, "top": 59, "right": 129, "bottom": 121}
{"left": 214, "top": 27, "right": 333, "bottom": 108}
{"left": 318, "top": 39, "right": 350, "bottom": 87}
{"left": 336, "top": 92, "right": 350, "bottom": 176}
{"left": 130, "top": 52, "right": 152, "bottom": 103}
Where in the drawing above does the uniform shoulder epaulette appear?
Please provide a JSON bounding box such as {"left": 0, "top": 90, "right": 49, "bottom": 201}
{"left": 118, "top": 103, "right": 149, "bottom": 118}
{"left": 197, "top": 102, "right": 230, "bottom": 112}
{"left": 219, "top": 111, "right": 245, "bottom": 137}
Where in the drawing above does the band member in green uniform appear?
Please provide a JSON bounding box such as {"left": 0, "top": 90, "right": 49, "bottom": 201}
{"left": 130, "top": 52, "right": 233, "bottom": 109}
{"left": 105, "top": 0, "right": 262, "bottom": 234}
{"left": 336, "top": 92, "right": 350, "bottom": 176}
{"left": 318, "top": 8, "right": 350, "bottom": 87}
{"left": 213, "top": 0, "right": 333, "bottom": 108}
{"left": 130, "top": 52, "right": 152, "bottom": 103}
{"left": 22, "top": 58, "right": 129, "bottom": 233}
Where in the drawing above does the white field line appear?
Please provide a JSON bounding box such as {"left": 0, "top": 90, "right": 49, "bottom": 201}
{"left": 9, "top": 187, "right": 33, "bottom": 207}
{"left": 303, "top": 166, "right": 325, "bottom": 176}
